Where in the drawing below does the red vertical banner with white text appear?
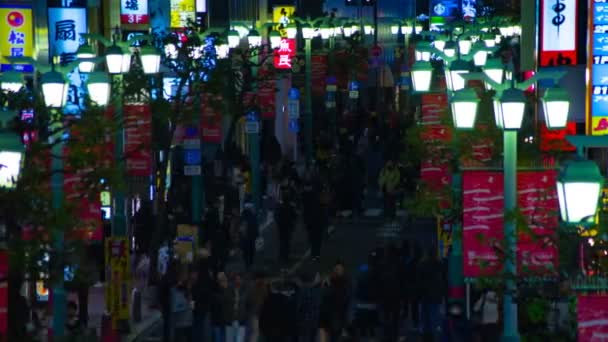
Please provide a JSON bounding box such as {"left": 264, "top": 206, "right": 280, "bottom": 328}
{"left": 462, "top": 171, "right": 504, "bottom": 277}
{"left": 200, "top": 94, "right": 222, "bottom": 143}
{"left": 578, "top": 295, "right": 608, "bottom": 341}
{"left": 462, "top": 170, "right": 560, "bottom": 277}
{"left": 420, "top": 93, "right": 451, "bottom": 193}
{"left": 258, "top": 62, "right": 276, "bottom": 119}
{"left": 516, "top": 170, "right": 559, "bottom": 275}
{"left": 311, "top": 54, "right": 328, "bottom": 97}
{"left": 124, "top": 104, "right": 152, "bottom": 176}
{"left": 539, "top": 0, "right": 577, "bottom": 67}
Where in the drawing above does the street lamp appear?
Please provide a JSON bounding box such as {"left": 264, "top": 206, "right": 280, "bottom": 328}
{"left": 0, "top": 111, "right": 24, "bottom": 189}
{"left": 458, "top": 38, "right": 472, "bottom": 55}
{"left": 76, "top": 44, "right": 95, "bottom": 73}
{"left": 483, "top": 58, "right": 505, "bottom": 90}
{"left": 445, "top": 59, "right": 470, "bottom": 92}
{"left": 472, "top": 41, "right": 488, "bottom": 67}
{"left": 415, "top": 42, "right": 432, "bottom": 62}
{"left": 411, "top": 61, "right": 433, "bottom": 92}
{"left": 140, "top": 46, "right": 161, "bottom": 74}
{"left": 443, "top": 41, "right": 457, "bottom": 58}
{"left": 495, "top": 88, "right": 526, "bottom": 130}
{"left": 105, "top": 45, "right": 131, "bottom": 74}
{"left": 557, "top": 159, "right": 603, "bottom": 224}
{"left": 227, "top": 29, "right": 240, "bottom": 48}
{"left": 247, "top": 29, "right": 261, "bottom": 47}
{"left": 286, "top": 23, "right": 298, "bottom": 39}
{"left": 269, "top": 30, "right": 281, "bottom": 49}
{"left": 86, "top": 72, "right": 111, "bottom": 106}
{"left": 1, "top": 70, "right": 23, "bottom": 93}
{"left": 450, "top": 88, "right": 480, "bottom": 129}
{"left": 41, "top": 69, "right": 69, "bottom": 108}
{"left": 542, "top": 87, "right": 570, "bottom": 129}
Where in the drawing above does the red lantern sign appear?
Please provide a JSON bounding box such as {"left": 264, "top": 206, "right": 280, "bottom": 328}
{"left": 273, "top": 38, "right": 296, "bottom": 70}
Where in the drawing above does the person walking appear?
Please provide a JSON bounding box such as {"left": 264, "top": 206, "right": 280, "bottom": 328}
{"left": 418, "top": 248, "right": 445, "bottom": 341}
{"left": 275, "top": 177, "right": 297, "bottom": 265}
{"left": 319, "top": 261, "right": 352, "bottom": 342}
{"left": 379, "top": 244, "right": 403, "bottom": 342}
{"left": 224, "top": 273, "right": 249, "bottom": 342}
{"left": 211, "top": 272, "right": 229, "bottom": 342}
{"left": 378, "top": 160, "right": 401, "bottom": 219}
{"left": 302, "top": 174, "right": 325, "bottom": 260}
{"left": 192, "top": 258, "right": 213, "bottom": 342}
{"left": 172, "top": 270, "right": 193, "bottom": 342}
{"left": 240, "top": 202, "right": 259, "bottom": 269}
{"left": 473, "top": 289, "right": 499, "bottom": 341}
{"left": 247, "top": 272, "right": 269, "bottom": 342}
{"left": 353, "top": 251, "right": 381, "bottom": 340}
{"left": 295, "top": 271, "right": 322, "bottom": 342}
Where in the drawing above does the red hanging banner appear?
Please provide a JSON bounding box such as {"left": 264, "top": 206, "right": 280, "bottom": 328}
{"left": 124, "top": 104, "right": 152, "bottom": 177}
{"left": 578, "top": 295, "right": 608, "bottom": 341}
{"left": 311, "top": 54, "right": 328, "bottom": 97}
{"left": 200, "top": 94, "right": 222, "bottom": 143}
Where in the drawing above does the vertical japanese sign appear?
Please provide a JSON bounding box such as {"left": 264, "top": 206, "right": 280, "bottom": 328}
{"left": 124, "top": 104, "right": 153, "bottom": 176}
{"left": 200, "top": 94, "right": 222, "bottom": 143}
{"left": 589, "top": 1, "right": 608, "bottom": 135}
{"left": 258, "top": 63, "right": 276, "bottom": 119}
{"left": 273, "top": 6, "right": 295, "bottom": 37}
{"left": 170, "top": 0, "right": 195, "bottom": 28}
{"left": 273, "top": 38, "right": 296, "bottom": 70}
{"left": 64, "top": 169, "right": 101, "bottom": 240}
{"left": 105, "top": 237, "right": 130, "bottom": 325}
{"left": 48, "top": 7, "right": 88, "bottom": 116}
{"left": 120, "top": 0, "right": 149, "bottom": 25}
{"left": 420, "top": 93, "right": 451, "bottom": 192}
{"left": 311, "top": 54, "right": 328, "bottom": 97}
{"left": 0, "top": 5, "right": 33, "bottom": 72}
{"left": 48, "top": 7, "right": 87, "bottom": 64}
{"left": 578, "top": 295, "right": 608, "bottom": 340}
{"left": 540, "top": 0, "right": 577, "bottom": 66}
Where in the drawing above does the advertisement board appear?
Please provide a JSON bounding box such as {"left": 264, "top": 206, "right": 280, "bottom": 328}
{"left": 273, "top": 6, "right": 295, "bottom": 37}
{"left": 120, "top": 0, "right": 149, "bottom": 25}
{"left": 539, "top": 0, "right": 577, "bottom": 66}
{"left": 0, "top": 5, "right": 33, "bottom": 72}
{"left": 105, "top": 237, "right": 130, "bottom": 325}
{"left": 274, "top": 38, "right": 296, "bottom": 70}
{"left": 124, "top": 104, "right": 153, "bottom": 176}
{"left": 589, "top": 1, "right": 608, "bottom": 135}
{"left": 170, "top": 0, "right": 195, "bottom": 28}
{"left": 430, "top": 0, "right": 459, "bottom": 24}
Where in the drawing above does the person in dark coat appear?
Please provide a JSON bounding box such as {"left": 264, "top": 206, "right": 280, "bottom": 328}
{"left": 319, "top": 261, "right": 352, "bottom": 342}
{"left": 240, "top": 203, "right": 259, "bottom": 269}
{"left": 259, "top": 279, "right": 298, "bottom": 342}
{"left": 275, "top": 178, "right": 297, "bottom": 264}
{"left": 296, "top": 271, "right": 322, "bottom": 342}
{"left": 210, "top": 272, "right": 229, "bottom": 342}
{"left": 419, "top": 248, "right": 445, "bottom": 340}
{"left": 379, "top": 244, "right": 403, "bottom": 342}
{"left": 191, "top": 258, "right": 213, "bottom": 342}
{"left": 442, "top": 303, "right": 473, "bottom": 342}
{"left": 302, "top": 175, "right": 325, "bottom": 260}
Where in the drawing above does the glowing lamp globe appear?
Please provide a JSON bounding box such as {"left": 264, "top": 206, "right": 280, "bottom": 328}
{"left": 0, "top": 111, "right": 23, "bottom": 188}
{"left": 557, "top": 159, "right": 604, "bottom": 224}
{"left": 41, "top": 70, "right": 68, "bottom": 108}
{"left": 542, "top": 87, "right": 570, "bottom": 129}
{"left": 450, "top": 88, "right": 480, "bottom": 130}
{"left": 482, "top": 58, "right": 504, "bottom": 90}
{"left": 86, "top": 72, "right": 111, "bottom": 106}
{"left": 302, "top": 24, "right": 315, "bottom": 39}
{"left": 140, "top": 46, "right": 161, "bottom": 74}
{"left": 105, "top": 45, "right": 131, "bottom": 74}
{"left": 411, "top": 61, "right": 433, "bottom": 92}
{"left": 445, "top": 59, "right": 470, "bottom": 92}
{"left": 1, "top": 70, "right": 23, "bottom": 93}
{"left": 495, "top": 88, "right": 526, "bottom": 130}
{"left": 227, "top": 30, "right": 240, "bottom": 48}
{"left": 76, "top": 44, "right": 95, "bottom": 73}
{"left": 269, "top": 30, "right": 281, "bottom": 49}
{"left": 286, "top": 23, "right": 298, "bottom": 39}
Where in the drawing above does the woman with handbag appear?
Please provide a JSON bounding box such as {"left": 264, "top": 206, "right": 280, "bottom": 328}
{"left": 473, "top": 289, "right": 499, "bottom": 341}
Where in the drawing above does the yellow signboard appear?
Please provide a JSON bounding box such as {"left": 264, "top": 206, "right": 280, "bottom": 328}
{"left": 0, "top": 6, "right": 33, "bottom": 72}
{"left": 170, "top": 0, "right": 195, "bottom": 28}
{"left": 273, "top": 6, "right": 295, "bottom": 37}
{"left": 591, "top": 116, "right": 608, "bottom": 136}
{"left": 105, "top": 237, "right": 130, "bottom": 325}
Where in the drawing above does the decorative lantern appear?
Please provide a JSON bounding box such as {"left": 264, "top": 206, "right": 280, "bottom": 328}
{"left": 86, "top": 72, "right": 111, "bottom": 106}
{"left": 41, "top": 70, "right": 68, "bottom": 108}
{"left": 542, "top": 87, "right": 570, "bottom": 129}
{"left": 140, "top": 46, "right": 161, "bottom": 74}
{"left": 411, "top": 61, "right": 433, "bottom": 92}
{"left": 557, "top": 159, "right": 604, "bottom": 224}
{"left": 76, "top": 44, "right": 95, "bottom": 73}
{"left": 495, "top": 88, "right": 526, "bottom": 130}
{"left": 450, "top": 88, "right": 480, "bottom": 129}
{"left": 445, "top": 59, "right": 470, "bottom": 92}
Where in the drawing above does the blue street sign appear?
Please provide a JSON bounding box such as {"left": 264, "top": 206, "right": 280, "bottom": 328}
{"left": 184, "top": 149, "right": 202, "bottom": 165}
{"left": 288, "top": 119, "right": 299, "bottom": 133}
{"left": 288, "top": 87, "right": 300, "bottom": 100}
{"left": 246, "top": 111, "right": 258, "bottom": 122}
